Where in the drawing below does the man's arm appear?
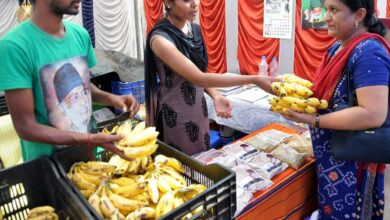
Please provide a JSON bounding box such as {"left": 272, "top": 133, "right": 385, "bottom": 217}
{"left": 5, "top": 88, "right": 121, "bottom": 145}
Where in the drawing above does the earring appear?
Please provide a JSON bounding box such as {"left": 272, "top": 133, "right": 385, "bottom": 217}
{"left": 355, "top": 21, "right": 359, "bottom": 29}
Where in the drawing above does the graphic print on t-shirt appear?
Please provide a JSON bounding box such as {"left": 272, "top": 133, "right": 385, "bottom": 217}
{"left": 39, "top": 56, "right": 92, "bottom": 133}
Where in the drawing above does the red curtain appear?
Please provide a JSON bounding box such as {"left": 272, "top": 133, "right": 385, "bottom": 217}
{"left": 387, "top": 0, "right": 390, "bottom": 18}
{"left": 237, "top": 0, "right": 280, "bottom": 75}
{"left": 293, "top": 0, "right": 335, "bottom": 81}
{"left": 144, "top": 0, "right": 163, "bottom": 34}
{"left": 199, "top": 0, "right": 227, "bottom": 73}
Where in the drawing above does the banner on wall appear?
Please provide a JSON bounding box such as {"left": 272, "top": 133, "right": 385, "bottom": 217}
{"left": 263, "top": 0, "right": 293, "bottom": 39}
{"left": 301, "top": 0, "right": 327, "bottom": 29}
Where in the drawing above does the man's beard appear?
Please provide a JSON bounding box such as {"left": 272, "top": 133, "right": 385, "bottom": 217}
{"left": 51, "top": 1, "right": 80, "bottom": 16}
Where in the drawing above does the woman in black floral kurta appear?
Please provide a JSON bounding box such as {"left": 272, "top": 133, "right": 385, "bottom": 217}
{"left": 144, "top": 0, "right": 275, "bottom": 155}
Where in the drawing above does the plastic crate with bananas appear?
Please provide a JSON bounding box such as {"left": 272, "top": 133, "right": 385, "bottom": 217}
{"left": 53, "top": 121, "right": 236, "bottom": 220}
{"left": 0, "top": 157, "right": 95, "bottom": 220}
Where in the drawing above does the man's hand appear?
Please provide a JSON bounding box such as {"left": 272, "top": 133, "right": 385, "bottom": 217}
{"left": 282, "top": 109, "right": 316, "bottom": 125}
{"left": 110, "top": 94, "right": 140, "bottom": 117}
{"left": 255, "top": 76, "right": 281, "bottom": 94}
{"left": 214, "top": 95, "right": 233, "bottom": 119}
{"left": 89, "top": 133, "right": 131, "bottom": 160}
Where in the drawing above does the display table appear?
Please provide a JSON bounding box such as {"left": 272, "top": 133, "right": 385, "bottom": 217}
{"left": 236, "top": 124, "right": 317, "bottom": 220}
{"left": 205, "top": 87, "right": 283, "bottom": 134}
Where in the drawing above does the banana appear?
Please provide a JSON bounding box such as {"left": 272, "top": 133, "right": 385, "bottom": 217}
{"left": 192, "top": 205, "right": 204, "bottom": 216}
{"left": 77, "top": 167, "right": 107, "bottom": 186}
{"left": 270, "top": 105, "right": 289, "bottom": 115}
{"left": 154, "top": 155, "right": 185, "bottom": 173}
{"left": 127, "top": 158, "right": 143, "bottom": 174}
{"left": 283, "top": 82, "right": 297, "bottom": 94}
{"left": 27, "top": 206, "right": 55, "bottom": 218}
{"left": 173, "top": 196, "right": 185, "bottom": 209}
{"left": 127, "top": 127, "right": 158, "bottom": 147}
{"left": 100, "top": 188, "right": 117, "bottom": 218}
{"left": 127, "top": 121, "right": 146, "bottom": 139}
{"left": 88, "top": 192, "right": 103, "bottom": 217}
{"left": 160, "top": 166, "right": 187, "bottom": 186}
{"left": 108, "top": 191, "right": 147, "bottom": 212}
{"left": 70, "top": 167, "right": 97, "bottom": 191}
{"left": 110, "top": 177, "right": 136, "bottom": 186}
{"left": 80, "top": 189, "right": 95, "bottom": 198}
{"left": 188, "top": 184, "right": 207, "bottom": 193}
{"left": 140, "top": 156, "right": 151, "bottom": 173}
{"left": 155, "top": 191, "right": 175, "bottom": 218}
{"left": 27, "top": 212, "right": 58, "bottom": 220}
{"left": 305, "top": 97, "right": 320, "bottom": 107}
{"left": 290, "top": 104, "right": 305, "bottom": 113}
{"left": 111, "top": 181, "right": 147, "bottom": 198}
{"left": 111, "top": 208, "right": 125, "bottom": 220}
{"left": 148, "top": 175, "right": 160, "bottom": 204}
{"left": 271, "top": 82, "right": 281, "bottom": 94}
{"left": 305, "top": 105, "right": 317, "bottom": 114}
{"left": 82, "top": 161, "right": 116, "bottom": 176}
{"left": 117, "top": 120, "right": 132, "bottom": 136}
{"left": 278, "top": 84, "right": 287, "bottom": 97}
{"left": 160, "top": 174, "right": 185, "bottom": 190}
{"left": 281, "top": 74, "right": 313, "bottom": 88}
{"left": 156, "top": 174, "right": 172, "bottom": 193}
{"left": 318, "top": 100, "right": 328, "bottom": 109}
{"left": 124, "top": 142, "right": 159, "bottom": 159}
{"left": 125, "top": 207, "right": 156, "bottom": 220}
{"left": 292, "top": 83, "right": 313, "bottom": 97}
{"left": 281, "top": 96, "right": 306, "bottom": 107}
{"left": 128, "top": 192, "right": 150, "bottom": 205}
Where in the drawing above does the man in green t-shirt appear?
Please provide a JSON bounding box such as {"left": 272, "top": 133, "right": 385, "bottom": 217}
{"left": 0, "top": 0, "right": 140, "bottom": 161}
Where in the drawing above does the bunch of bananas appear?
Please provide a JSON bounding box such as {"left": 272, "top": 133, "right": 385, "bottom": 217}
{"left": 27, "top": 206, "right": 58, "bottom": 220}
{"left": 155, "top": 184, "right": 207, "bottom": 219}
{"left": 88, "top": 183, "right": 153, "bottom": 219}
{"left": 269, "top": 73, "right": 328, "bottom": 114}
{"left": 108, "top": 155, "right": 153, "bottom": 176}
{"left": 67, "top": 161, "right": 115, "bottom": 198}
{"left": 103, "top": 121, "right": 159, "bottom": 159}
{"left": 144, "top": 155, "right": 187, "bottom": 204}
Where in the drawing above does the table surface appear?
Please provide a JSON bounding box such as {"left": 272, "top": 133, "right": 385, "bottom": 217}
{"left": 206, "top": 86, "right": 285, "bottom": 134}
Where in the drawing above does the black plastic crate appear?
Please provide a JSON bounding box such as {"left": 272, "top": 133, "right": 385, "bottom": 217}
{"left": 0, "top": 157, "right": 95, "bottom": 220}
{"left": 53, "top": 141, "right": 236, "bottom": 220}
{"left": 0, "top": 96, "right": 8, "bottom": 116}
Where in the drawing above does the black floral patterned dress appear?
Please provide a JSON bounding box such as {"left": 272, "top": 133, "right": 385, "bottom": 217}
{"left": 145, "top": 19, "right": 210, "bottom": 155}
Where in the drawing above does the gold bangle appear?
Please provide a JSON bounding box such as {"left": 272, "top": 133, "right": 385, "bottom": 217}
{"left": 315, "top": 114, "right": 321, "bottom": 128}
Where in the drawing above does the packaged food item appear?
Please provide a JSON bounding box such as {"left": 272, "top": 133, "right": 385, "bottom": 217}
{"left": 195, "top": 149, "right": 230, "bottom": 165}
{"left": 243, "top": 135, "right": 280, "bottom": 153}
{"left": 259, "top": 129, "right": 291, "bottom": 142}
{"left": 247, "top": 152, "right": 288, "bottom": 179}
{"left": 222, "top": 141, "right": 258, "bottom": 161}
{"left": 283, "top": 134, "right": 313, "bottom": 157}
{"left": 232, "top": 164, "right": 272, "bottom": 193}
{"left": 271, "top": 144, "right": 307, "bottom": 169}
{"left": 235, "top": 186, "right": 254, "bottom": 217}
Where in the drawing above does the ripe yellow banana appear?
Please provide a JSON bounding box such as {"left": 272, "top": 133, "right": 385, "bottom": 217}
{"left": 148, "top": 175, "right": 160, "bottom": 204}
{"left": 80, "top": 189, "right": 95, "bottom": 198}
{"left": 156, "top": 174, "right": 172, "bottom": 193}
{"left": 155, "top": 191, "right": 175, "bottom": 218}
{"left": 70, "top": 167, "right": 97, "bottom": 191}
{"left": 124, "top": 142, "right": 159, "bottom": 159}
{"left": 127, "top": 121, "right": 146, "bottom": 139}
{"left": 292, "top": 83, "right": 313, "bottom": 97}
{"left": 27, "top": 206, "right": 55, "bottom": 218}
{"left": 305, "top": 97, "right": 320, "bottom": 107}
{"left": 281, "top": 96, "right": 306, "bottom": 107}
{"left": 318, "top": 100, "right": 328, "bottom": 109}
{"left": 127, "top": 127, "right": 159, "bottom": 147}
{"left": 270, "top": 105, "right": 289, "bottom": 115}
{"left": 82, "top": 161, "right": 116, "bottom": 176}
{"left": 100, "top": 194, "right": 116, "bottom": 218}
{"left": 108, "top": 191, "right": 147, "bottom": 212}
{"left": 125, "top": 207, "right": 155, "bottom": 220}
{"left": 290, "top": 104, "right": 305, "bottom": 113}
{"left": 281, "top": 74, "right": 313, "bottom": 88}
{"left": 160, "top": 166, "right": 187, "bottom": 186}
{"left": 160, "top": 174, "right": 185, "bottom": 190}
{"left": 110, "top": 177, "right": 136, "bottom": 186}
{"left": 27, "top": 212, "right": 58, "bottom": 220}
{"left": 305, "top": 105, "right": 317, "bottom": 114}
{"left": 271, "top": 82, "right": 281, "bottom": 94}
{"left": 110, "top": 208, "right": 125, "bottom": 220}
{"left": 154, "top": 154, "right": 185, "bottom": 173}
{"left": 111, "top": 181, "right": 147, "bottom": 198}
{"left": 77, "top": 167, "right": 107, "bottom": 186}
{"left": 88, "top": 192, "right": 103, "bottom": 217}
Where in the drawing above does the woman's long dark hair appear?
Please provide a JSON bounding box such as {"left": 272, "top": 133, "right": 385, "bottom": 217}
{"left": 341, "top": 0, "right": 387, "bottom": 37}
